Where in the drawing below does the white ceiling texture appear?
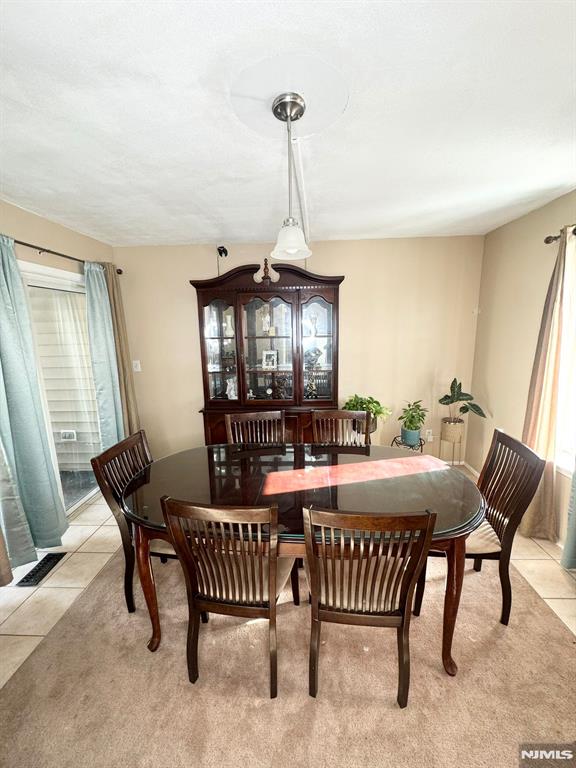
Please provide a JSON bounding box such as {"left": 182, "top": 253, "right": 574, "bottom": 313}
{"left": 0, "top": 1, "right": 574, "bottom": 246}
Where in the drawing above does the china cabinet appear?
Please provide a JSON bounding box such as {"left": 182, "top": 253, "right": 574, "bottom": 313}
{"left": 191, "top": 262, "right": 344, "bottom": 444}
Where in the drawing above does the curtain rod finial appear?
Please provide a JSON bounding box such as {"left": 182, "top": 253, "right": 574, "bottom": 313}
{"left": 544, "top": 225, "right": 575, "bottom": 244}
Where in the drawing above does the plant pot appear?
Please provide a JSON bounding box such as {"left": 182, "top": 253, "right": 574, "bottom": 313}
{"left": 441, "top": 418, "right": 464, "bottom": 443}
{"left": 353, "top": 416, "right": 378, "bottom": 434}
{"left": 401, "top": 427, "right": 421, "bottom": 447}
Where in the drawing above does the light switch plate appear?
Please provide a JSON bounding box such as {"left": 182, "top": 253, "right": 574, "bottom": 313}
{"left": 132, "top": 360, "right": 141, "bottom": 372}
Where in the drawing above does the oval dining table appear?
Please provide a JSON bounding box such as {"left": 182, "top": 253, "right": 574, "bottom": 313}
{"left": 121, "top": 443, "right": 485, "bottom": 676}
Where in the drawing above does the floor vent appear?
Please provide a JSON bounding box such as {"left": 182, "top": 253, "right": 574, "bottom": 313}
{"left": 16, "top": 553, "right": 67, "bottom": 586}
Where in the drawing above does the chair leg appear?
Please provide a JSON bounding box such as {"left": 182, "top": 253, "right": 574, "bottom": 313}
{"left": 499, "top": 555, "right": 512, "bottom": 626}
{"left": 290, "top": 561, "right": 300, "bottom": 606}
{"left": 200, "top": 612, "right": 209, "bottom": 624}
{"left": 119, "top": 520, "right": 136, "bottom": 613}
{"left": 413, "top": 559, "right": 427, "bottom": 616}
{"left": 473, "top": 557, "right": 482, "bottom": 572}
{"left": 269, "top": 616, "right": 278, "bottom": 699}
{"left": 187, "top": 609, "right": 200, "bottom": 683}
{"left": 396, "top": 624, "right": 410, "bottom": 708}
{"left": 309, "top": 618, "right": 321, "bottom": 697}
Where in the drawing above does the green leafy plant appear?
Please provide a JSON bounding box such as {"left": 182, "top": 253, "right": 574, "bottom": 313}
{"left": 398, "top": 401, "right": 428, "bottom": 430}
{"left": 439, "top": 378, "right": 486, "bottom": 422}
{"left": 342, "top": 395, "right": 392, "bottom": 421}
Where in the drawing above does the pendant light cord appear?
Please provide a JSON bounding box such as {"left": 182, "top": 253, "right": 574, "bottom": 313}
{"left": 290, "top": 141, "right": 309, "bottom": 243}
{"left": 287, "top": 115, "right": 293, "bottom": 220}
{"left": 288, "top": 114, "right": 309, "bottom": 242}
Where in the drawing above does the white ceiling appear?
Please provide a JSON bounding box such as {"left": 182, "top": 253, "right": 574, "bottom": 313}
{"left": 0, "top": 1, "right": 574, "bottom": 246}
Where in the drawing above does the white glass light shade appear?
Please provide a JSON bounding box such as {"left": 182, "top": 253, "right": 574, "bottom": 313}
{"left": 270, "top": 218, "right": 312, "bottom": 261}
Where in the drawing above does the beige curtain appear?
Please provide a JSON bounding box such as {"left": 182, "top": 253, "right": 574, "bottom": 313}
{"left": 520, "top": 228, "right": 568, "bottom": 539}
{"left": 101, "top": 263, "right": 140, "bottom": 436}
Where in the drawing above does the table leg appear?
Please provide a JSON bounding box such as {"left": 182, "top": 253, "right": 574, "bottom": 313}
{"left": 134, "top": 524, "right": 161, "bottom": 652}
{"left": 442, "top": 535, "right": 466, "bottom": 676}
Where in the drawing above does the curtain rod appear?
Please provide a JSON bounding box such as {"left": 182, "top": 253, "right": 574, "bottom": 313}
{"left": 544, "top": 225, "right": 576, "bottom": 244}
{"left": 13, "top": 238, "right": 123, "bottom": 274}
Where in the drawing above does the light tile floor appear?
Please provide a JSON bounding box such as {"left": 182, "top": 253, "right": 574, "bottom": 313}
{"left": 0, "top": 487, "right": 574, "bottom": 690}
{"left": 0, "top": 500, "right": 118, "bottom": 688}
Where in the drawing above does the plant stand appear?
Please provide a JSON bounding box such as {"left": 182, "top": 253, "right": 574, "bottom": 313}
{"left": 442, "top": 440, "right": 462, "bottom": 466}
{"left": 440, "top": 418, "right": 464, "bottom": 466}
{"left": 391, "top": 436, "right": 424, "bottom": 453}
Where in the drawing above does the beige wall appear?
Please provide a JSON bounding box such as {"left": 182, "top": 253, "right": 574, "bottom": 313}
{"left": 466, "top": 190, "right": 576, "bottom": 544}
{"left": 466, "top": 190, "right": 576, "bottom": 468}
{"left": 113, "top": 236, "right": 484, "bottom": 459}
{"left": 4, "top": 196, "right": 572, "bottom": 541}
{"left": 1, "top": 199, "right": 112, "bottom": 271}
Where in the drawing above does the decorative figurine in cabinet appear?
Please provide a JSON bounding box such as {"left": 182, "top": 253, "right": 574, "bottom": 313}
{"left": 191, "top": 262, "right": 344, "bottom": 444}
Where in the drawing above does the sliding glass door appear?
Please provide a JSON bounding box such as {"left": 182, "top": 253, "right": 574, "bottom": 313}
{"left": 19, "top": 262, "right": 102, "bottom": 512}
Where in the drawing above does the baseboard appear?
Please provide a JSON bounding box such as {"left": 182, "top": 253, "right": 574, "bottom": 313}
{"left": 66, "top": 487, "right": 102, "bottom": 520}
{"left": 463, "top": 462, "right": 480, "bottom": 478}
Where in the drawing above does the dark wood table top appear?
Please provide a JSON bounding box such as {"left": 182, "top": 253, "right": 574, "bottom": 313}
{"left": 121, "top": 444, "right": 484, "bottom": 541}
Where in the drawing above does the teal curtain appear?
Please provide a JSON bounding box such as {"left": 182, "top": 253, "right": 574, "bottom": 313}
{"left": 0, "top": 439, "right": 35, "bottom": 569}
{"left": 85, "top": 262, "right": 124, "bottom": 450}
{"left": 561, "top": 461, "right": 576, "bottom": 569}
{"left": 0, "top": 235, "right": 67, "bottom": 564}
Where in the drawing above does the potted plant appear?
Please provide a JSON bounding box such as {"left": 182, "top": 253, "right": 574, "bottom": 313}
{"left": 439, "top": 378, "right": 486, "bottom": 443}
{"left": 342, "top": 395, "right": 392, "bottom": 433}
{"left": 398, "top": 401, "right": 428, "bottom": 447}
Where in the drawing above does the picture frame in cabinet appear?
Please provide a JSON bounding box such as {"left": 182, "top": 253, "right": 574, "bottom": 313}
{"left": 262, "top": 350, "right": 278, "bottom": 370}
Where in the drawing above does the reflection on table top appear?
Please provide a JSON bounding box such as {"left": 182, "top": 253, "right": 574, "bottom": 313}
{"left": 121, "top": 444, "right": 484, "bottom": 541}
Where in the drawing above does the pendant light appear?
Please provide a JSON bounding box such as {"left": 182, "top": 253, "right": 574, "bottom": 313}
{"left": 270, "top": 92, "right": 312, "bottom": 261}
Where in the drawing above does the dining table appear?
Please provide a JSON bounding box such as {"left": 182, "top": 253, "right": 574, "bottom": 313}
{"left": 121, "top": 443, "right": 485, "bottom": 676}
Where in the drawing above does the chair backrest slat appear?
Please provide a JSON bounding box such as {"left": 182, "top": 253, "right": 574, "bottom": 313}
{"left": 162, "top": 500, "right": 278, "bottom": 607}
{"left": 311, "top": 410, "right": 371, "bottom": 446}
{"left": 304, "top": 508, "right": 435, "bottom": 615}
{"left": 225, "top": 411, "right": 286, "bottom": 445}
{"left": 477, "top": 430, "right": 545, "bottom": 543}
{"left": 91, "top": 430, "right": 153, "bottom": 517}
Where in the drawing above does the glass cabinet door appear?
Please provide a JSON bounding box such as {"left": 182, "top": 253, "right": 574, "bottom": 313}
{"left": 301, "top": 296, "right": 334, "bottom": 401}
{"left": 241, "top": 296, "right": 294, "bottom": 401}
{"left": 203, "top": 299, "right": 238, "bottom": 400}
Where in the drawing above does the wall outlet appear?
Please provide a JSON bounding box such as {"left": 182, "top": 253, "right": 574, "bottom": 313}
{"left": 60, "top": 430, "right": 77, "bottom": 442}
{"left": 132, "top": 360, "right": 141, "bottom": 372}
{"left": 425, "top": 429, "right": 434, "bottom": 443}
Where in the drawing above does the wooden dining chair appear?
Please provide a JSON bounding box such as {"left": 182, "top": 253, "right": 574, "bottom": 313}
{"left": 225, "top": 410, "right": 286, "bottom": 444}
{"left": 225, "top": 409, "right": 300, "bottom": 606}
{"left": 311, "top": 409, "right": 371, "bottom": 446}
{"left": 303, "top": 506, "right": 436, "bottom": 707}
{"left": 161, "top": 499, "right": 295, "bottom": 698}
{"left": 413, "top": 430, "right": 545, "bottom": 626}
{"left": 91, "top": 430, "right": 176, "bottom": 613}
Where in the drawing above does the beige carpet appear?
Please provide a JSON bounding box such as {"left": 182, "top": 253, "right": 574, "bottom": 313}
{"left": 1, "top": 553, "right": 574, "bottom": 768}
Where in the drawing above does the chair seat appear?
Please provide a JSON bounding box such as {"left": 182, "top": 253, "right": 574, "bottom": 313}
{"left": 466, "top": 519, "right": 501, "bottom": 555}
{"left": 150, "top": 539, "right": 176, "bottom": 555}
{"left": 275, "top": 557, "right": 296, "bottom": 597}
